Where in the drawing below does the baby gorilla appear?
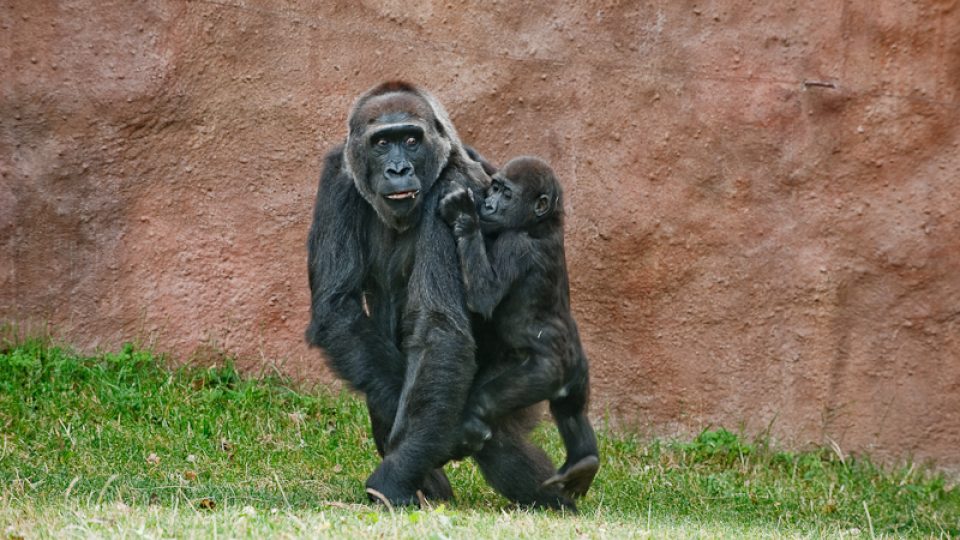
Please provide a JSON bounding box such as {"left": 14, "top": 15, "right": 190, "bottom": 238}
{"left": 439, "top": 156, "right": 600, "bottom": 498}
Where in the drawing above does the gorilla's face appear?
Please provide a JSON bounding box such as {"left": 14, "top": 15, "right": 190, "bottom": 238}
{"left": 365, "top": 117, "right": 430, "bottom": 221}
{"left": 480, "top": 175, "right": 553, "bottom": 234}
{"left": 479, "top": 176, "right": 524, "bottom": 233}
{"left": 480, "top": 156, "right": 558, "bottom": 234}
{"left": 346, "top": 90, "right": 451, "bottom": 232}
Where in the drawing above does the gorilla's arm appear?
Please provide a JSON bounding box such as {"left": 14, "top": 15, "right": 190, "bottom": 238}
{"left": 464, "top": 145, "right": 498, "bottom": 176}
{"left": 305, "top": 147, "right": 405, "bottom": 424}
{"left": 365, "top": 172, "right": 479, "bottom": 498}
{"left": 461, "top": 232, "right": 533, "bottom": 320}
{"left": 439, "top": 188, "right": 533, "bottom": 319}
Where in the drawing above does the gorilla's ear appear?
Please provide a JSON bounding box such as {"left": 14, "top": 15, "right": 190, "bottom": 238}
{"left": 434, "top": 118, "right": 446, "bottom": 137}
{"left": 534, "top": 194, "right": 552, "bottom": 218}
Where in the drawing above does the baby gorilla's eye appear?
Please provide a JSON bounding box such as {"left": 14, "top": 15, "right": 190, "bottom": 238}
{"left": 405, "top": 136, "right": 418, "bottom": 146}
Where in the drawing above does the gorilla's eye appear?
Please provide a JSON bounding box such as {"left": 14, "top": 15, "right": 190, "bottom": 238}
{"left": 405, "top": 136, "right": 418, "bottom": 146}
{"left": 490, "top": 183, "right": 500, "bottom": 193}
{"left": 375, "top": 138, "right": 388, "bottom": 147}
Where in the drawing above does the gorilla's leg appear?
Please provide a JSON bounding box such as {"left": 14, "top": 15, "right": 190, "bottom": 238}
{"left": 365, "top": 315, "right": 476, "bottom": 506}
{"left": 463, "top": 353, "right": 564, "bottom": 449}
{"left": 542, "top": 391, "right": 599, "bottom": 498}
{"left": 463, "top": 356, "right": 600, "bottom": 499}
{"left": 471, "top": 411, "right": 576, "bottom": 511}
{"left": 367, "top": 393, "right": 453, "bottom": 501}
{"left": 552, "top": 386, "right": 599, "bottom": 476}
{"left": 467, "top": 353, "right": 564, "bottom": 421}
{"left": 367, "top": 396, "right": 392, "bottom": 458}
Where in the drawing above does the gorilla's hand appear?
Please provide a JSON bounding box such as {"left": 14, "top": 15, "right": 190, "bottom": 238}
{"left": 450, "top": 415, "right": 491, "bottom": 459}
{"left": 463, "top": 414, "right": 492, "bottom": 448}
{"left": 439, "top": 187, "right": 478, "bottom": 237}
{"left": 452, "top": 390, "right": 494, "bottom": 458}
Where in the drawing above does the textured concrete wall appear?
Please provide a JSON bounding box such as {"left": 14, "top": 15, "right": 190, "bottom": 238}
{"left": 2, "top": 1, "right": 958, "bottom": 466}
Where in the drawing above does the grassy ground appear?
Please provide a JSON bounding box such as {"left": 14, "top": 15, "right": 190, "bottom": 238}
{"left": 0, "top": 339, "right": 956, "bottom": 539}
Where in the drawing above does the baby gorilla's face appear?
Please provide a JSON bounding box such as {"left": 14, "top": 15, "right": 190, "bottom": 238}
{"left": 479, "top": 174, "right": 528, "bottom": 233}
{"left": 479, "top": 156, "right": 558, "bottom": 234}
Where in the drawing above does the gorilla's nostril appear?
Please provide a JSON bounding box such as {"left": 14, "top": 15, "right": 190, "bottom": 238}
{"left": 387, "top": 164, "right": 411, "bottom": 177}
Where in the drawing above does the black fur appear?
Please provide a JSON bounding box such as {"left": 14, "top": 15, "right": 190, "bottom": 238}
{"left": 306, "top": 83, "right": 573, "bottom": 509}
{"left": 439, "top": 156, "right": 600, "bottom": 499}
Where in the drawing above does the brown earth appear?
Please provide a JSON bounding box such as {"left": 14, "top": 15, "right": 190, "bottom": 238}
{"left": 2, "top": 1, "right": 958, "bottom": 467}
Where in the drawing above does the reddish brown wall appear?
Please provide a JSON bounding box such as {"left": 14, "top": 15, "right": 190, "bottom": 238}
{"left": 2, "top": 1, "right": 958, "bottom": 467}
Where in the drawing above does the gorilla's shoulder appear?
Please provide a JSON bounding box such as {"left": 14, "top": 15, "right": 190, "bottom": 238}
{"left": 315, "top": 143, "right": 363, "bottom": 206}
{"left": 318, "top": 144, "right": 351, "bottom": 188}
{"left": 321, "top": 143, "right": 346, "bottom": 170}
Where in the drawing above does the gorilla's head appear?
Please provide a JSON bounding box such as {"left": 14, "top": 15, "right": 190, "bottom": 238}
{"left": 480, "top": 156, "right": 563, "bottom": 235}
{"left": 345, "top": 81, "right": 464, "bottom": 231}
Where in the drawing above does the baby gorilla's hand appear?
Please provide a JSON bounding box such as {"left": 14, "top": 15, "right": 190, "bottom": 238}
{"left": 438, "top": 187, "right": 478, "bottom": 236}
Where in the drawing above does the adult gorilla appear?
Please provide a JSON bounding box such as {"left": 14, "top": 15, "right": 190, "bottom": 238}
{"left": 305, "top": 81, "right": 572, "bottom": 509}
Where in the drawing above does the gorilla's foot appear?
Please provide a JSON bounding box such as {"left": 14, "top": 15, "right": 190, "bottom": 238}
{"left": 541, "top": 455, "right": 600, "bottom": 499}
{"left": 365, "top": 462, "right": 420, "bottom": 507}
{"left": 528, "top": 489, "right": 578, "bottom": 513}
{"left": 419, "top": 468, "right": 453, "bottom": 501}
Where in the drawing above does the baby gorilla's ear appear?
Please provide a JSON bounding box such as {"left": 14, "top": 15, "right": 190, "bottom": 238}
{"left": 534, "top": 194, "right": 552, "bottom": 218}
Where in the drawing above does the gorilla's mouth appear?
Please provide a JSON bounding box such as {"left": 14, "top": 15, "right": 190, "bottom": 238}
{"left": 385, "top": 190, "right": 419, "bottom": 201}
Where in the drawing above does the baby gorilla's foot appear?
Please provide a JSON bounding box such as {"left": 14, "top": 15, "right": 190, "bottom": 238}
{"left": 541, "top": 455, "right": 600, "bottom": 499}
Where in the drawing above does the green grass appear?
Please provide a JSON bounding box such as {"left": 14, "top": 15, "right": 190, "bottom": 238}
{"left": 0, "top": 338, "right": 957, "bottom": 538}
